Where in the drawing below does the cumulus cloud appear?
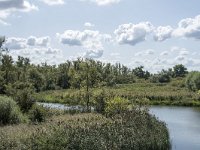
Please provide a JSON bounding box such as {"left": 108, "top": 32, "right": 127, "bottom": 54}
{"left": 81, "top": 0, "right": 120, "bottom": 6}
{"left": 154, "top": 26, "right": 173, "bottom": 41}
{"left": 145, "top": 49, "right": 155, "bottom": 55}
{"left": 5, "top": 36, "right": 50, "bottom": 50}
{"left": 179, "top": 50, "right": 189, "bottom": 56}
{"left": 175, "top": 55, "right": 185, "bottom": 61}
{"left": 173, "top": 15, "right": 200, "bottom": 40}
{"left": 0, "top": 19, "right": 10, "bottom": 26}
{"left": 0, "top": 0, "right": 37, "bottom": 11}
{"left": 0, "top": 0, "right": 37, "bottom": 25}
{"left": 6, "top": 36, "right": 63, "bottom": 65}
{"left": 114, "top": 22, "right": 154, "bottom": 46}
{"left": 160, "top": 51, "right": 168, "bottom": 56}
{"left": 134, "top": 52, "right": 143, "bottom": 57}
{"left": 40, "top": 0, "right": 65, "bottom": 5}
{"left": 83, "top": 49, "right": 103, "bottom": 58}
{"left": 5, "top": 37, "right": 27, "bottom": 50}
{"left": 57, "top": 29, "right": 112, "bottom": 54}
{"left": 84, "top": 22, "right": 95, "bottom": 28}
{"left": 27, "top": 36, "right": 50, "bottom": 47}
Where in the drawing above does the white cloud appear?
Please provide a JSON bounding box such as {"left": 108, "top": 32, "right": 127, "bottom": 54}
{"left": 0, "top": 0, "right": 37, "bottom": 11}
{"left": 81, "top": 0, "right": 120, "bottom": 6}
{"left": 170, "top": 46, "right": 187, "bottom": 52}
{"left": 145, "top": 49, "right": 155, "bottom": 55}
{"left": 179, "top": 50, "right": 189, "bottom": 56}
{"left": 84, "top": 22, "right": 95, "bottom": 28}
{"left": 0, "top": 19, "right": 10, "bottom": 26}
{"left": 27, "top": 36, "right": 50, "bottom": 47}
{"left": 6, "top": 36, "right": 63, "bottom": 65}
{"left": 57, "top": 29, "right": 111, "bottom": 52}
{"left": 175, "top": 55, "right": 185, "bottom": 61}
{"left": 83, "top": 49, "right": 103, "bottom": 58}
{"left": 5, "top": 37, "right": 27, "bottom": 50}
{"left": 114, "top": 22, "right": 154, "bottom": 46}
{"left": 0, "top": 0, "right": 37, "bottom": 25}
{"left": 40, "top": 0, "right": 65, "bottom": 5}
{"left": 160, "top": 51, "right": 168, "bottom": 56}
{"left": 5, "top": 36, "right": 50, "bottom": 50}
{"left": 154, "top": 26, "right": 173, "bottom": 41}
{"left": 134, "top": 52, "right": 143, "bottom": 57}
{"left": 173, "top": 15, "right": 200, "bottom": 40}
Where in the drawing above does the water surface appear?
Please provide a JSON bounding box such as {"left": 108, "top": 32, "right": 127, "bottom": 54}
{"left": 150, "top": 106, "right": 200, "bottom": 150}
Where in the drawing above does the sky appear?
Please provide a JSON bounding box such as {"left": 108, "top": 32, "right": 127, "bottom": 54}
{"left": 1, "top": 0, "right": 200, "bottom": 72}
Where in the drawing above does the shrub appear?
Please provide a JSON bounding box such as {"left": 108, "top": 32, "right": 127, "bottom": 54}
{"left": 28, "top": 104, "right": 47, "bottom": 123}
{"left": 0, "top": 96, "right": 25, "bottom": 125}
{"left": 5, "top": 82, "right": 35, "bottom": 112}
{"left": 105, "top": 97, "right": 130, "bottom": 116}
{"left": 185, "top": 71, "right": 200, "bottom": 91}
{"left": 93, "top": 89, "right": 107, "bottom": 113}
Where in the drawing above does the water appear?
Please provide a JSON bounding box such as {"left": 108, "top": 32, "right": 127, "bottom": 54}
{"left": 38, "top": 102, "right": 94, "bottom": 111}
{"left": 150, "top": 106, "right": 200, "bottom": 150}
{"left": 39, "top": 103, "right": 200, "bottom": 149}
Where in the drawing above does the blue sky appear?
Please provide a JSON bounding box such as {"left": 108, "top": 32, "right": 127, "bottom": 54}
{"left": 1, "top": 0, "right": 200, "bottom": 72}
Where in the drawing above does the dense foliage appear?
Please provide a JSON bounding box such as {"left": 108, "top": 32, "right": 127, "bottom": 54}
{"left": 0, "top": 111, "right": 170, "bottom": 150}
{"left": 0, "top": 96, "right": 25, "bottom": 125}
{"left": 185, "top": 71, "right": 200, "bottom": 91}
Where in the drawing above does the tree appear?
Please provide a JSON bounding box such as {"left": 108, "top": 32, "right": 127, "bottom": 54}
{"left": 185, "top": 71, "right": 200, "bottom": 91}
{"left": 28, "top": 68, "right": 44, "bottom": 92}
{"left": 173, "top": 64, "right": 188, "bottom": 77}
{"left": 132, "top": 66, "right": 150, "bottom": 79}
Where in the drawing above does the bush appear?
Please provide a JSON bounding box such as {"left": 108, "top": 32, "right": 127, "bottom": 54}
{"left": 0, "top": 96, "right": 25, "bottom": 125}
{"left": 28, "top": 104, "right": 47, "bottom": 123}
{"left": 185, "top": 71, "right": 200, "bottom": 91}
{"left": 94, "top": 90, "right": 107, "bottom": 113}
{"left": 105, "top": 97, "right": 130, "bottom": 116}
{"left": 5, "top": 82, "right": 35, "bottom": 112}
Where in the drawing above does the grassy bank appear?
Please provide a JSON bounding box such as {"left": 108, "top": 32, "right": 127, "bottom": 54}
{"left": 34, "top": 79, "right": 200, "bottom": 107}
{"left": 0, "top": 110, "right": 170, "bottom": 150}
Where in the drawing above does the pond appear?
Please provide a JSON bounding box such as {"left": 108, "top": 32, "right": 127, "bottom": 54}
{"left": 150, "top": 106, "right": 200, "bottom": 150}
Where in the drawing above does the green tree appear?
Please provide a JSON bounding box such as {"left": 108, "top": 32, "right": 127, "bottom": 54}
{"left": 173, "top": 64, "right": 188, "bottom": 77}
{"left": 28, "top": 68, "right": 45, "bottom": 92}
{"left": 185, "top": 71, "right": 200, "bottom": 91}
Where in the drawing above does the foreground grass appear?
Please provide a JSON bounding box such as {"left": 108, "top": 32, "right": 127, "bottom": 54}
{"left": 34, "top": 78, "right": 200, "bottom": 107}
{"left": 0, "top": 110, "right": 170, "bottom": 150}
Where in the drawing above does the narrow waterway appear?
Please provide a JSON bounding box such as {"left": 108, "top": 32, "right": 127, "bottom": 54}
{"left": 150, "top": 106, "right": 200, "bottom": 150}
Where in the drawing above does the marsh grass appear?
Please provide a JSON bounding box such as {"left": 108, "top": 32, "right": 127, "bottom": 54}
{"left": 0, "top": 110, "right": 170, "bottom": 150}
{"left": 34, "top": 81, "right": 200, "bottom": 107}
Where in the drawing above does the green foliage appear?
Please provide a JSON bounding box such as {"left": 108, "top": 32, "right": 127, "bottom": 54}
{"left": 105, "top": 97, "right": 130, "bottom": 116}
{"left": 133, "top": 66, "right": 150, "bottom": 79}
{"left": 0, "top": 96, "right": 25, "bottom": 125}
{"left": 28, "top": 104, "right": 47, "bottom": 123}
{"left": 173, "top": 64, "right": 188, "bottom": 77}
{"left": 93, "top": 89, "right": 107, "bottom": 113}
{"left": 28, "top": 68, "right": 45, "bottom": 92}
{"left": 150, "top": 71, "right": 171, "bottom": 83}
{"left": 5, "top": 82, "right": 35, "bottom": 112}
{"left": 0, "top": 112, "right": 170, "bottom": 150}
{"left": 185, "top": 71, "right": 200, "bottom": 91}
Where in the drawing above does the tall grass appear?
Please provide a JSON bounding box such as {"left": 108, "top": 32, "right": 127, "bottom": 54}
{"left": 0, "top": 110, "right": 170, "bottom": 150}
{"left": 34, "top": 81, "right": 200, "bottom": 107}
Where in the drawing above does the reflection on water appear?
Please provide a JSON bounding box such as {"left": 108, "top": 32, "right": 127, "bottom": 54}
{"left": 37, "top": 102, "right": 94, "bottom": 111}
{"left": 150, "top": 106, "right": 200, "bottom": 150}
